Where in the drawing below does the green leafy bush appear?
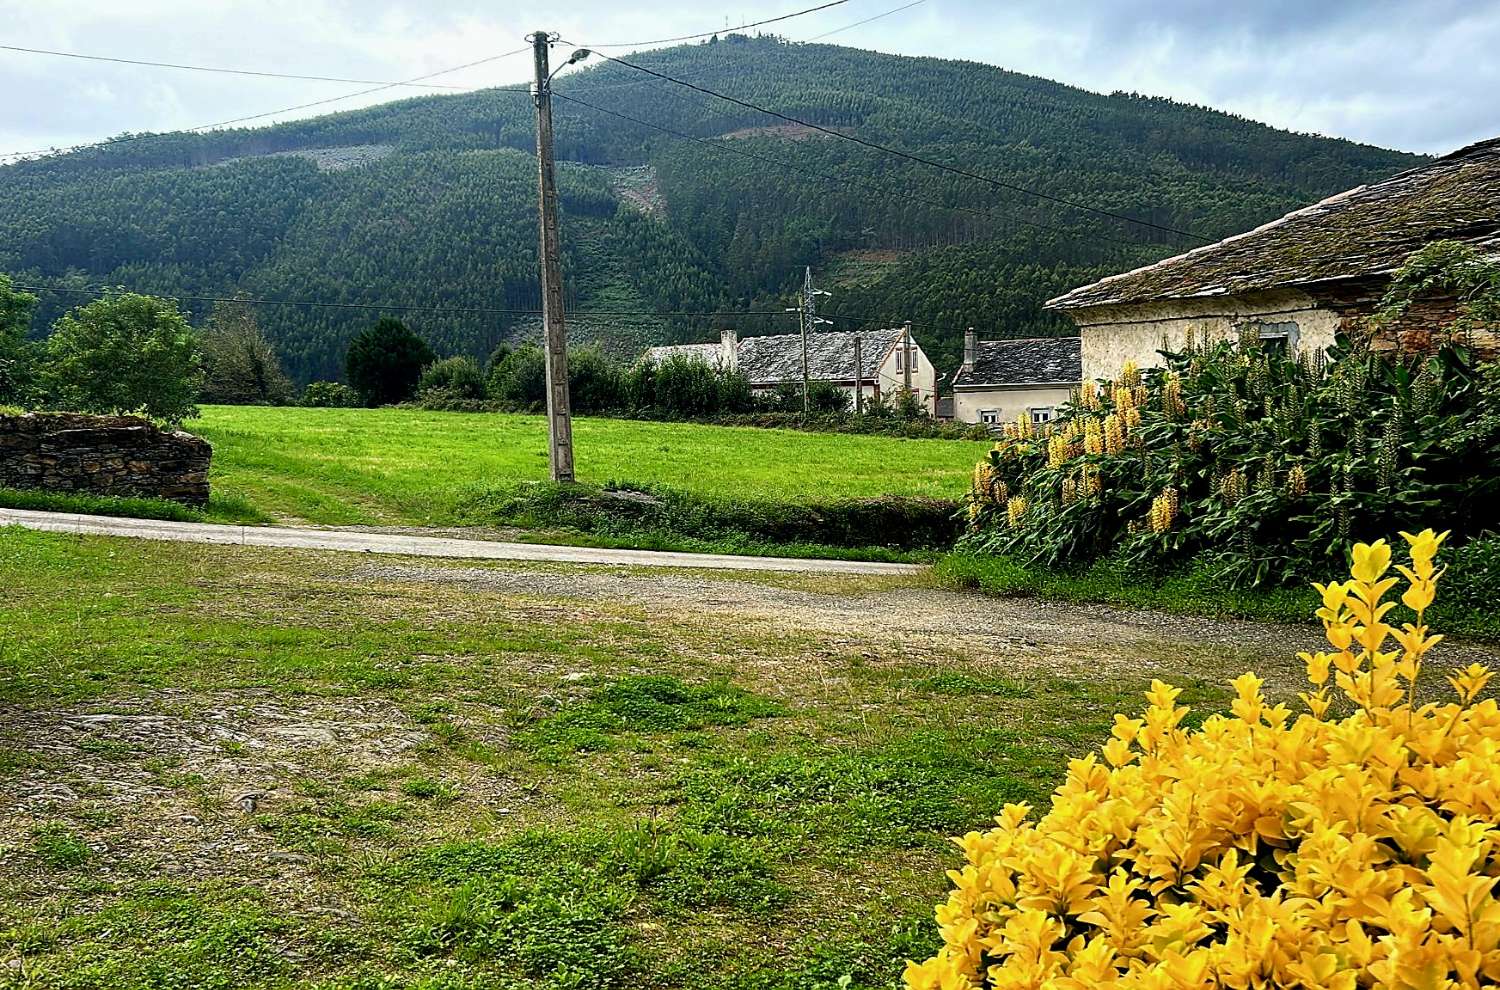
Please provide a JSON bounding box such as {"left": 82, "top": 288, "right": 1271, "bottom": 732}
{"left": 486, "top": 343, "right": 547, "bottom": 409}
{"left": 299, "top": 380, "right": 359, "bottom": 408}
{"left": 567, "top": 346, "right": 626, "bottom": 413}
{"left": 417, "top": 355, "right": 486, "bottom": 401}
{"left": 968, "top": 336, "right": 1500, "bottom": 586}
{"left": 625, "top": 354, "right": 755, "bottom": 418}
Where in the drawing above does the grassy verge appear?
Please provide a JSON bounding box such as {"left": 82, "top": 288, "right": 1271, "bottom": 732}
{"left": 1, "top": 528, "right": 1251, "bottom": 989}
{"left": 0, "top": 486, "right": 271, "bottom": 525}
{"left": 452, "top": 482, "right": 957, "bottom": 560}
{"left": 938, "top": 549, "right": 1500, "bottom": 642}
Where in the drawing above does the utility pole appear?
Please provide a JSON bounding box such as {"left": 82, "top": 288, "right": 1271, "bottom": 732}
{"left": 786, "top": 266, "right": 831, "bottom": 416}
{"left": 902, "top": 320, "right": 914, "bottom": 400}
{"left": 532, "top": 31, "right": 574, "bottom": 482}
{"left": 853, "top": 333, "right": 863, "bottom": 415}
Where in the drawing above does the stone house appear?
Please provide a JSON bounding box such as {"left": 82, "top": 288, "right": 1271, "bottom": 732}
{"left": 949, "top": 331, "right": 1080, "bottom": 426}
{"left": 1047, "top": 137, "right": 1500, "bottom": 383}
{"left": 645, "top": 326, "right": 939, "bottom": 412}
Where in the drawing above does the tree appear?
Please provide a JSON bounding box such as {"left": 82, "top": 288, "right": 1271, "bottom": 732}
{"left": 0, "top": 274, "right": 39, "bottom": 405}
{"left": 199, "top": 296, "right": 292, "bottom": 405}
{"left": 42, "top": 292, "right": 201, "bottom": 423}
{"left": 345, "top": 317, "right": 434, "bottom": 406}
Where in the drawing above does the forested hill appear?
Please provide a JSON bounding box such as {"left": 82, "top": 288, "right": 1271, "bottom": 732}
{"left": 0, "top": 34, "right": 1424, "bottom": 382}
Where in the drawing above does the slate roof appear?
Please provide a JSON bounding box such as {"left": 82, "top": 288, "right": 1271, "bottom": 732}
{"left": 1048, "top": 137, "right": 1500, "bottom": 311}
{"left": 951, "top": 336, "right": 1081, "bottom": 388}
{"left": 737, "top": 327, "right": 904, "bottom": 386}
{"left": 643, "top": 342, "right": 728, "bottom": 367}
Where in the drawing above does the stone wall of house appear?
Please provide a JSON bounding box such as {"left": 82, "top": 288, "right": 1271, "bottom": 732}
{"left": 1338, "top": 296, "right": 1500, "bottom": 358}
{"left": 1067, "top": 285, "right": 1497, "bottom": 382}
{"left": 0, "top": 413, "right": 211, "bottom": 505}
{"left": 1068, "top": 288, "right": 1344, "bottom": 382}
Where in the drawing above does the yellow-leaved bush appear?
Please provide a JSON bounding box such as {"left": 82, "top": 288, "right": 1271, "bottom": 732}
{"left": 907, "top": 529, "right": 1500, "bottom": 990}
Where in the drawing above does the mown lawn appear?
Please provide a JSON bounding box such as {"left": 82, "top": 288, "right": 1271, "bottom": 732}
{"left": 189, "top": 406, "right": 991, "bottom": 527}
{"left": 0, "top": 526, "right": 1243, "bottom": 990}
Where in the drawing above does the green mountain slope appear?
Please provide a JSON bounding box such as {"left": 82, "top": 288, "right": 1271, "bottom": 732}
{"left": 0, "top": 34, "right": 1424, "bottom": 382}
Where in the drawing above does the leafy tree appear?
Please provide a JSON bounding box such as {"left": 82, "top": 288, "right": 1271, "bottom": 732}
{"left": 418, "top": 355, "right": 486, "bottom": 400}
{"left": 199, "top": 297, "right": 292, "bottom": 405}
{"left": 301, "top": 380, "right": 359, "bottom": 407}
{"left": 0, "top": 274, "right": 38, "bottom": 405}
{"left": 345, "top": 317, "right": 434, "bottom": 406}
{"left": 41, "top": 292, "right": 200, "bottom": 422}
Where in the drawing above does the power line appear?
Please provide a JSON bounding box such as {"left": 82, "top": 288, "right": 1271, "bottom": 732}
{"left": 550, "top": 90, "right": 1145, "bottom": 250}
{"left": 805, "top": 0, "right": 928, "bottom": 41}
{"left": 9, "top": 281, "right": 792, "bottom": 321}
{"left": 0, "top": 49, "right": 532, "bottom": 163}
{"left": 581, "top": 50, "right": 1214, "bottom": 243}
{"left": 585, "top": 0, "right": 851, "bottom": 49}
{"left": 0, "top": 43, "right": 475, "bottom": 89}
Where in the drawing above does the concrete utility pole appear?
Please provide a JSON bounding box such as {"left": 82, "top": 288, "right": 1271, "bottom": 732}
{"left": 902, "top": 320, "right": 914, "bottom": 399}
{"left": 532, "top": 31, "right": 574, "bottom": 482}
{"left": 853, "top": 334, "right": 863, "bottom": 415}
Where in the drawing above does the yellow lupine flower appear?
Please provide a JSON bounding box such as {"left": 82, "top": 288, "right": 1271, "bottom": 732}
{"left": 905, "top": 529, "right": 1500, "bottom": 990}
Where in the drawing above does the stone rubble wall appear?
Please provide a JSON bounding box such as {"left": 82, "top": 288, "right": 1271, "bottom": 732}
{"left": 0, "top": 413, "right": 212, "bottom": 505}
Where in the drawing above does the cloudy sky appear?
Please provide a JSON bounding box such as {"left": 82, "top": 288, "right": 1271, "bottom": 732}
{"left": 2, "top": 0, "right": 1496, "bottom": 160}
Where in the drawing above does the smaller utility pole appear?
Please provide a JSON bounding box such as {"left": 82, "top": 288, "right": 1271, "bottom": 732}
{"left": 853, "top": 334, "right": 864, "bottom": 415}
{"left": 532, "top": 31, "right": 574, "bottom": 482}
{"left": 902, "top": 320, "right": 914, "bottom": 399}
{"left": 786, "top": 267, "right": 831, "bottom": 416}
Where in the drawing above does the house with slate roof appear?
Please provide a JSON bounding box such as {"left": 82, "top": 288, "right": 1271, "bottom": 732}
{"left": 949, "top": 330, "right": 1081, "bottom": 426}
{"left": 645, "top": 326, "right": 938, "bottom": 413}
{"left": 1048, "top": 137, "right": 1500, "bottom": 382}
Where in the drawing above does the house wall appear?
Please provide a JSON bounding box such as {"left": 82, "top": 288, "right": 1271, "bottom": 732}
{"left": 953, "top": 385, "right": 1075, "bottom": 425}
{"left": 873, "top": 342, "right": 939, "bottom": 413}
{"left": 1064, "top": 289, "right": 1343, "bottom": 383}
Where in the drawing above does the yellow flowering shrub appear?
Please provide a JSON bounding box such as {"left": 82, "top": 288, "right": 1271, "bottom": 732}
{"left": 907, "top": 529, "right": 1500, "bottom": 990}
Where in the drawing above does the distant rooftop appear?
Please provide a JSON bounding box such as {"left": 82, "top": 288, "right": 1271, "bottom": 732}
{"left": 952, "top": 336, "right": 1081, "bottom": 388}
{"left": 738, "top": 327, "right": 903, "bottom": 385}
{"left": 646, "top": 328, "right": 908, "bottom": 386}
{"left": 1048, "top": 137, "right": 1500, "bottom": 311}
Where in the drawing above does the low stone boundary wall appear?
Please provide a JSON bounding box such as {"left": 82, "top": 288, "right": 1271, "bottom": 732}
{"left": 0, "top": 413, "right": 211, "bottom": 505}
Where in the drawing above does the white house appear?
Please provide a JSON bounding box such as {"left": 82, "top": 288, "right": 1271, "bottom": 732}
{"left": 645, "top": 326, "right": 939, "bottom": 413}
{"left": 1046, "top": 137, "right": 1500, "bottom": 382}
{"left": 949, "top": 330, "right": 1081, "bottom": 426}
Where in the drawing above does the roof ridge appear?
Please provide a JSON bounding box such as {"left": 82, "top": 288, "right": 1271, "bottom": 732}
{"left": 976, "top": 334, "right": 1081, "bottom": 345}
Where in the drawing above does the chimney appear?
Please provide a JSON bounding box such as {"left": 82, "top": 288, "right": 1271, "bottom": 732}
{"left": 963, "top": 328, "right": 977, "bottom": 372}
{"left": 720, "top": 327, "right": 738, "bottom": 371}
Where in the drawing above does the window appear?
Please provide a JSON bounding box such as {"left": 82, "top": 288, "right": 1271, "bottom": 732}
{"left": 894, "top": 349, "right": 905, "bottom": 372}
{"left": 980, "top": 409, "right": 1001, "bottom": 424}
{"left": 1239, "top": 320, "right": 1300, "bottom": 355}
{"left": 1030, "top": 407, "right": 1054, "bottom": 425}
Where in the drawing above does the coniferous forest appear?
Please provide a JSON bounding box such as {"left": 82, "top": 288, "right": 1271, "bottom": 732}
{"left": 0, "top": 35, "right": 1424, "bottom": 383}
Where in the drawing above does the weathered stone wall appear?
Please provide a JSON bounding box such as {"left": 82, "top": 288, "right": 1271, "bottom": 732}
{"left": 1067, "top": 283, "right": 1496, "bottom": 382}
{"left": 0, "top": 413, "right": 211, "bottom": 505}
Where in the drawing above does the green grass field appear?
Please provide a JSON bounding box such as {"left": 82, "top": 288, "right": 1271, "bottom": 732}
{"left": 188, "top": 406, "right": 990, "bottom": 528}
